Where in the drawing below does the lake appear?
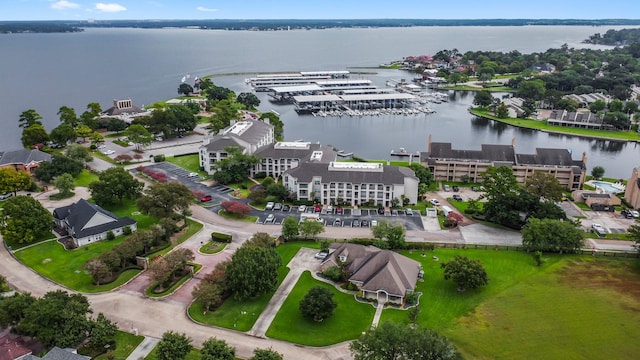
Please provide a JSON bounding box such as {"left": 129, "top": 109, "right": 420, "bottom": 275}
{"left": 0, "top": 25, "right": 636, "bottom": 178}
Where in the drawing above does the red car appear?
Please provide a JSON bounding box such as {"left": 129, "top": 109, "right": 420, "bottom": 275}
{"left": 314, "top": 204, "right": 322, "bottom": 212}
{"left": 200, "top": 195, "right": 212, "bottom": 202}
{"left": 336, "top": 206, "right": 343, "bottom": 214}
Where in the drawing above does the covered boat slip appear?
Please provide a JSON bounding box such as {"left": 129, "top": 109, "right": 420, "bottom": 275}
{"left": 293, "top": 93, "right": 416, "bottom": 113}
{"left": 247, "top": 70, "right": 352, "bottom": 91}
{"left": 267, "top": 82, "right": 380, "bottom": 102}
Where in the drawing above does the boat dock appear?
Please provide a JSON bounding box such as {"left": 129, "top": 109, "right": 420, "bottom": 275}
{"left": 337, "top": 150, "right": 354, "bottom": 157}
{"left": 390, "top": 148, "right": 420, "bottom": 157}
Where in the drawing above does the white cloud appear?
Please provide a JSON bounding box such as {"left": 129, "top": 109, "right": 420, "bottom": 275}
{"left": 51, "top": 1, "right": 80, "bottom": 10}
{"left": 196, "top": 6, "right": 218, "bottom": 12}
{"left": 95, "top": 3, "right": 127, "bottom": 13}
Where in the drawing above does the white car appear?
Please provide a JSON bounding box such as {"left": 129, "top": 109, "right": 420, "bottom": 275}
{"left": 591, "top": 223, "right": 606, "bottom": 236}
{"left": 429, "top": 199, "right": 441, "bottom": 206}
{"left": 326, "top": 205, "right": 333, "bottom": 213}
{"left": 631, "top": 210, "right": 640, "bottom": 218}
{"left": 188, "top": 172, "right": 199, "bottom": 178}
{"left": 102, "top": 150, "right": 115, "bottom": 155}
{"left": 264, "top": 214, "right": 275, "bottom": 223}
{"left": 298, "top": 205, "right": 307, "bottom": 212}
{"left": 97, "top": 144, "right": 106, "bottom": 149}
{"left": 314, "top": 252, "right": 328, "bottom": 260}
{"left": 406, "top": 208, "right": 413, "bottom": 216}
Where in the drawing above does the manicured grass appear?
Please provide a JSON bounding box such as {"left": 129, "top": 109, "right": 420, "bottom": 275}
{"left": 449, "top": 200, "right": 484, "bottom": 216}
{"left": 189, "top": 266, "right": 290, "bottom": 331}
{"left": 145, "top": 347, "right": 201, "bottom": 360}
{"left": 94, "top": 331, "right": 144, "bottom": 360}
{"left": 3, "top": 231, "right": 56, "bottom": 251}
{"left": 165, "top": 154, "right": 201, "bottom": 174}
{"left": 74, "top": 169, "right": 99, "bottom": 187}
{"left": 472, "top": 108, "right": 640, "bottom": 141}
{"left": 265, "top": 271, "right": 376, "bottom": 346}
{"left": 444, "top": 257, "right": 640, "bottom": 359}
{"left": 218, "top": 210, "right": 258, "bottom": 223}
{"left": 199, "top": 241, "right": 227, "bottom": 254}
{"left": 147, "top": 219, "right": 204, "bottom": 257}
{"left": 107, "top": 199, "right": 158, "bottom": 230}
{"left": 575, "top": 202, "right": 592, "bottom": 211}
{"left": 14, "top": 238, "right": 141, "bottom": 293}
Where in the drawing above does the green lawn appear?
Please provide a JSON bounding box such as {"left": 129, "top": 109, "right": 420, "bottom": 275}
{"left": 145, "top": 347, "right": 201, "bottom": 360}
{"left": 74, "top": 169, "right": 99, "bottom": 187}
{"left": 265, "top": 271, "right": 376, "bottom": 346}
{"left": 165, "top": 154, "right": 202, "bottom": 174}
{"left": 199, "top": 241, "right": 227, "bottom": 254}
{"left": 107, "top": 199, "right": 157, "bottom": 230}
{"left": 14, "top": 238, "right": 141, "bottom": 293}
{"left": 94, "top": 331, "right": 144, "bottom": 360}
{"left": 472, "top": 108, "right": 640, "bottom": 141}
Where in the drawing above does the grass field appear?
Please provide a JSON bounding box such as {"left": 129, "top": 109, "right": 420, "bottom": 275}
{"left": 94, "top": 331, "right": 144, "bottom": 360}
{"left": 74, "top": 169, "right": 99, "bottom": 187}
{"left": 472, "top": 108, "right": 640, "bottom": 141}
{"left": 265, "top": 271, "right": 376, "bottom": 346}
{"left": 145, "top": 347, "right": 201, "bottom": 360}
{"left": 166, "top": 154, "right": 201, "bottom": 174}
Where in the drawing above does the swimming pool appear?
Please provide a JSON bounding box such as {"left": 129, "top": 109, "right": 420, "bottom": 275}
{"left": 590, "top": 181, "right": 625, "bottom": 194}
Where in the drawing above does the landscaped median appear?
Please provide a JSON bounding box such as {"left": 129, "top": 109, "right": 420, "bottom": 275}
{"left": 471, "top": 108, "right": 640, "bottom": 141}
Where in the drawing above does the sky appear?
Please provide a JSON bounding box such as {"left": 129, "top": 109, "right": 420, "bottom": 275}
{"left": 2, "top": 0, "right": 640, "bottom": 21}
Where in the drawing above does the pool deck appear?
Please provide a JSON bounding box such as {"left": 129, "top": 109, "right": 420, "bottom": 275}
{"left": 585, "top": 180, "right": 626, "bottom": 193}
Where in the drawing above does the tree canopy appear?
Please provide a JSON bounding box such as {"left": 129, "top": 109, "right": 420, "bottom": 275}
{"left": 88, "top": 167, "right": 143, "bottom": 206}
{"left": 521, "top": 218, "right": 584, "bottom": 253}
{"left": 18, "top": 109, "right": 43, "bottom": 129}
{"left": 226, "top": 244, "right": 281, "bottom": 301}
{"left": 298, "top": 219, "right": 324, "bottom": 240}
{"left": 212, "top": 146, "right": 261, "bottom": 184}
{"left": 34, "top": 155, "right": 84, "bottom": 183}
{"left": 350, "top": 322, "right": 459, "bottom": 360}
{"left": 21, "top": 124, "right": 49, "bottom": 148}
{"left": 137, "top": 182, "right": 193, "bottom": 219}
{"left": 281, "top": 216, "right": 299, "bottom": 241}
{"left": 201, "top": 337, "right": 236, "bottom": 360}
{"left": 524, "top": 172, "right": 565, "bottom": 202}
{"left": 441, "top": 255, "right": 489, "bottom": 291}
{"left": 0, "top": 167, "right": 32, "bottom": 194}
{"left": 0, "top": 195, "right": 53, "bottom": 244}
{"left": 371, "top": 220, "right": 406, "bottom": 250}
{"left": 299, "top": 286, "right": 337, "bottom": 322}
{"left": 156, "top": 331, "right": 193, "bottom": 360}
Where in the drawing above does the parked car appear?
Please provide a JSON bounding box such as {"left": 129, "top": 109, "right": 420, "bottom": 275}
{"left": 314, "top": 252, "right": 328, "bottom": 260}
{"left": 326, "top": 205, "right": 333, "bottom": 213}
{"left": 452, "top": 194, "right": 463, "bottom": 202}
{"left": 336, "top": 206, "right": 343, "bottom": 214}
{"left": 282, "top": 205, "right": 291, "bottom": 212}
{"left": 200, "top": 195, "right": 212, "bottom": 202}
{"left": 0, "top": 192, "right": 13, "bottom": 201}
{"left": 273, "top": 203, "right": 283, "bottom": 211}
{"left": 265, "top": 201, "right": 275, "bottom": 210}
{"left": 377, "top": 207, "right": 385, "bottom": 215}
{"left": 621, "top": 209, "right": 633, "bottom": 218}
{"left": 406, "top": 208, "right": 413, "bottom": 216}
{"left": 452, "top": 185, "right": 459, "bottom": 192}
{"left": 188, "top": 172, "right": 199, "bottom": 178}
{"left": 298, "top": 205, "right": 307, "bottom": 212}
{"left": 391, "top": 209, "right": 398, "bottom": 216}
{"left": 352, "top": 219, "right": 361, "bottom": 227}
{"left": 429, "top": 199, "right": 441, "bottom": 206}
{"left": 443, "top": 184, "right": 451, "bottom": 191}
{"left": 102, "top": 150, "right": 115, "bottom": 155}
{"left": 371, "top": 219, "right": 378, "bottom": 227}
{"left": 314, "top": 204, "right": 322, "bottom": 213}
{"left": 265, "top": 214, "right": 275, "bottom": 223}
{"left": 361, "top": 219, "right": 369, "bottom": 227}
{"left": 591, "top": 223, "right": 606, "bottom": 237}
{"left": 333, "top": 218, "right": 342, "bottom": 227}
{"left": 632, "top": 210, "right": 640, "bottom": 218}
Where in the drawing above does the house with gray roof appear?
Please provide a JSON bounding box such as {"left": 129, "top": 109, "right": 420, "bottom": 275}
{"left": 53, "top": 199, "right": 137, "bottom": 247}
{"left": 100, "top": 99, "right": 150, "bottom": 122}
{"left": 199, "top": 119, "right": 274, "bottom": 174}
{"left": 23, "top": 347, "right": 90, "bottom": 360}
{"left": 421, "top": 136, "right": 587, "bottom": 190}
{"left": 0, "top": 149, "right": 51, "bottom": 174}
{"left": 321, "top": 243, "right": 421, "bottom": 305}
{"left": 547, "top": 109, "right": 605, "bottom": 129}
{"left": 251, "top": 141, "right": 338, "bottom": 179}
{"left": 283, "top": 161, "right": 418, "bottom": 207}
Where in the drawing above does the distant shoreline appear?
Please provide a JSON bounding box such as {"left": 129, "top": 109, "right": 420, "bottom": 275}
{"left": 2, "top": 19, "right": 640, "bottom": 34}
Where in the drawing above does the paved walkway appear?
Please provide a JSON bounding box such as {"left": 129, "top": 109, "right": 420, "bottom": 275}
{"left": 126, "top": 336, "right": 160, "bottom": 360}
{"left": 371, "top": 303, "right": 384, "bottom": 328}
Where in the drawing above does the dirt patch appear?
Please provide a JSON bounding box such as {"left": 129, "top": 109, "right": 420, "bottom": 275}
{"left": 42, "top": 258, "right": 52, "bottom": 264}
{"left": 557, "top": 258, "right": 640, "bottom": 302}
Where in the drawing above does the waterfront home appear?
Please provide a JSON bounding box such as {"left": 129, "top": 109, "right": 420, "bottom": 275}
{"left": 321, "top": 243, "right": 421, "bottom": 306}
{"left": 0, "top": 148, "right": 51, "bottom": 174}
{"left": 53, "top": 199, "right": 137, "bottom": 247}
{"left": 251, "top": 141, "right": 337, "bottom": 179}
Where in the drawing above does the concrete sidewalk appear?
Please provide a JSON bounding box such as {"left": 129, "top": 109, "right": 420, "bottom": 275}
{"left": 126, "top": 336, "right": 160, "bottom": 360}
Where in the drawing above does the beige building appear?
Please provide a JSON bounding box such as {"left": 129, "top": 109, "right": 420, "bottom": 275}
{"left": 421, "top": 136, "right": 587, "bottom": 190}
{"left": 624, "top": 167, "right": 640, "bottom": 209}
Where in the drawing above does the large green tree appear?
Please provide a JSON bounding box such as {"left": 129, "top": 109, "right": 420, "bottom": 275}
{"left": 0, "top": 167, "right": 32, "bottom": 195}
{"left": 0, "top": 195, "right": 53, "bottom": 244}
{"left": 441, "top": 255, "right": 489, "bottom": 291}
{"left": 250, "top": 348, "right": 283, "bottom": 360}
{"left": 53, "top": 173, "right": 75, "bottom": 197}
{"left": 65, "top": 143, "right": 93, "bottom": 162}
{"left": 124, "top": 124, "right": 153, "bottom": 150}
{"left": 350, "top": 322, "right": 459, "bottom": 360}
{"left": 524, "top": 172, "right": 565, "bottom": 202}
{"left": 34, "top": 155, "right": 84, "bottom": 183}
{"left": 88, "top": 167, "right": 143, "bottom": 206}
{"left": 49, "top": 123, "right": 77, "bottom": 146}
{"left": 18, "top": 109, "right": 43, "bottom": 128}
{"left": 521, "top": 218, "right": 584, "bottom": 253}
{"left": 136, "top": 182, "right": 193, "bottom": 219}
{"left": 200, "top": 337, "right": 236, "bottom": 360}
{"left": 226, "top": 245, "right": 281, "bottom": 301}
{"left": 237, "top": 92, "right": 260, "bottom": 109}
{"left": 299, "top": 286, "right": 337, "bottom": 322}
{"left": 21, "top": 124, "right": 49, "bottom": 148}
{"left": 57, "top": 105, "right": 78, "bottom": 128}
{"left": 259, "top": 112, "right": 284, "bottom": 141}
{"left": 298, "top": 219, "right": 324, "bottom": 240}
{"left": 156, "top": 331, "right": 193, "bottom": 360}
{"left": 473, "top": 90, "right": 493, "bottom": 107}
{"left": 212, "top": 146, "right": 261, "bottom": 184}
{"left": 281, "top": 216, "right": 299, "bottom": 241}
{"left": 371, "top": 220, "right": 406, "bottom": 250}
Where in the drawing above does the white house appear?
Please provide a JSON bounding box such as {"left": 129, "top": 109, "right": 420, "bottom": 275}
{"left": 53, "top": 199, "right": 137, "bottom": 247}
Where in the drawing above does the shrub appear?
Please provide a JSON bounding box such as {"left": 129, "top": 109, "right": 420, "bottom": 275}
{"left": 349, "top": 238, "right": 375, "bottom": 246}
{"left": 211, "top": 232, "right": 232, "bottom": 243}
{"left": 106, "top": 231, "right": 115, "bottom": 240}
{"left": 153, "top": 154, "right": 165, "bottom": 162}
{"left": 123, "top": 226, "right": 132, "bottom": 235}
{"left": 322, "top": 266, "right": 343, "bottom": 282}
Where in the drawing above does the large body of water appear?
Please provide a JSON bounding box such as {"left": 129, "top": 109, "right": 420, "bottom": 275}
{"left": 1, "top": 25, "right": 638, "bottom": 178}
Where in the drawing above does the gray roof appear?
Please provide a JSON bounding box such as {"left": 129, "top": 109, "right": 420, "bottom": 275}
{"left": 23, "top": 347, "right": 91, "bottom": 360}
{"left": 428, "top": 142, "right": 515, "bottom": 162}
{"left": 0, "top": 149, "right": 51, "bottom": 167}
{"left": 53, "top": 199, "right": 136, "bottom": 239}
{"left": 516, "top": 148, "right": 578, "bottom": 167}
{"left": 225, "top": 119, "right": 272, "bottom": 145}
{"left": 325, "top": 243, "right": 420, "bottom": 296}
{"left": 254, "top": 143, "right": 337, "bottom": 163}
{"left": 284, "top": 162, "right": 417, "bottom": 184}
{"left": 202, "top": 135, "right": 246, "bottom": 152}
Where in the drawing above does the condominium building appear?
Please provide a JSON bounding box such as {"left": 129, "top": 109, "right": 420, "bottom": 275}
{"left": 252, "top": 141, "right": 337, "bottom": 179}
{"left": 283, "top": 161, "right": 419, "bottom": 206}
{"left": 624, "top": 166, "right": 640, "bottom": 209}
{"left": 420, "top": 137, "right": 587, "bottom": 190}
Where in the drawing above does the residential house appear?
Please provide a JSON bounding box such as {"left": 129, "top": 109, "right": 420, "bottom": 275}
{"left": 321, "top": 243, "right": 421, "bottom": 305}
{"left": 0, "top": 149, "right": 51, "bottom": 174}
{"left": 421, "top": 136, "right": 587, "bottom": 190}
{"left": 53, "top": 199, "right": 137, "bottom": 247}
{"left": 547, "top": 110, "right": 604, "bottom": 129}
{"left": 624, "top": 166, "right": 640, "bottom": 209}
{"left": 251, "top": 141, "right": 337, "bottom": 179}
{"left": 0, "top": 334, "right": 33, "bottom": 360}
{"left": 199, "top": 119, "right": 274, "bottom": 175}
{"left": 564, "top": 92, "right": 611, "bottom": 106}
{"left": 530, "top": 63, "right": 556, "bottom": 74}
{"left": 283, "top": 161, "right": 419, "bottom": 207}
{"left": 502, "top": 97, "right": 526, "bottom": 118}
{"left": 22, "top": 347, "right": 90, "bottom": 360}
{"left": 100, "top": 99, "right": 151, "bottom": 123}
